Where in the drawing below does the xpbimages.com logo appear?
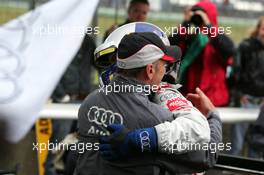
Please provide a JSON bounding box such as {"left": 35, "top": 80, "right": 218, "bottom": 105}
{"left": 161, "top": 141, "right": 231, "bottom": 154}
{"left": 32, "top": 141, "right": 99, "bottom": 153}
{"left": 33, "top": 24, "right": 100, "bottom": 36}
{"left": 98, "top": 82, "right": 164, "bottom": 96}
{"left": 164, "top": 24, "right": 232, "bottom": 37}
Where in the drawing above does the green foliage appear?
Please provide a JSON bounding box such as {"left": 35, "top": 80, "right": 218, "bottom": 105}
{"left": 0, "top": 6, "right": 27, "bottom": 24}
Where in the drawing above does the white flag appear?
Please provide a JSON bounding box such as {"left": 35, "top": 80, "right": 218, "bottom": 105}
{"left": 0, "top": 0, "right": 99, "bottom": 143}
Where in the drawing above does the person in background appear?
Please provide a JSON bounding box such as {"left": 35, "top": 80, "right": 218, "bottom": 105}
{"left": 230, "top": 16, "right": 264, "bottom": 158}
{"left": 45, "top": 34, "right": 96, "bottom": 175}
{"left": 169, "top": 0, "right": 235, "bottom": 107}
{"left": 103, "top": 0, "right": 150, "bottom": 41}
{"left": 51, "top": 34, "right": 97, "bottom": 103}
{"left": 248, "top": 106, "right": 264, "bottom": 159}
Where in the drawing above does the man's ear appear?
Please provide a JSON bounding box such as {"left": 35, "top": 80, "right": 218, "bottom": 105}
{"left": 146, "top": 64, "right": 154, "bottom": 80}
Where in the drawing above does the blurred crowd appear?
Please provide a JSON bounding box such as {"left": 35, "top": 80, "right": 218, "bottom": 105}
{"left": 46, "top": 0, "right": 264, "bottom": 174}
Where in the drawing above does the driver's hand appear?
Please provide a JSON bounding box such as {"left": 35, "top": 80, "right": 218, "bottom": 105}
{"left": 186, "top": 87, "right": 215, "bottom": 117}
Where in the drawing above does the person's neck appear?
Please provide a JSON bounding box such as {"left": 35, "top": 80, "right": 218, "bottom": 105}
{"left": 135, "top": 75, "right": 151, "bottom": 85}
{"left": 115, "top": 74, "right": 145, "bottom": 86}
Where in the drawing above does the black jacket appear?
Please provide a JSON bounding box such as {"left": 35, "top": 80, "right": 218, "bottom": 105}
{"left": 51, "top": 35, "right": 96, "bottom": 101}
{"left": 248, "top": 106, "right": 264, "bottom": 151}
{"left": 235, "top": 37, "right": 264, "bottom": 97}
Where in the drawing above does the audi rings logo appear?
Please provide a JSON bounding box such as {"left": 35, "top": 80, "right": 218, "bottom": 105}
{"left": 139, "top": 131, "right": 151, "bottom": 152}
{"left": 0, "top": 11, "right": 40, "bottom": 103}
{"left": 159, "top": 92, "right": 178, "bottom": 102}
{"left": 87, "top": 106, "right": 123, "bottom": 127}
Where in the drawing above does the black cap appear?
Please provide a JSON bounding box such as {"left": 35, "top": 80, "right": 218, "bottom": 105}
{"left": 117, "top": 32, "right": 182, "bottom": 69}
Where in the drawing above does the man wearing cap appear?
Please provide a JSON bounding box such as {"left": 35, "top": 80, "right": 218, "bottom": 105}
{"left": 76, "top": 32, "right": 221, "bottom": 175}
